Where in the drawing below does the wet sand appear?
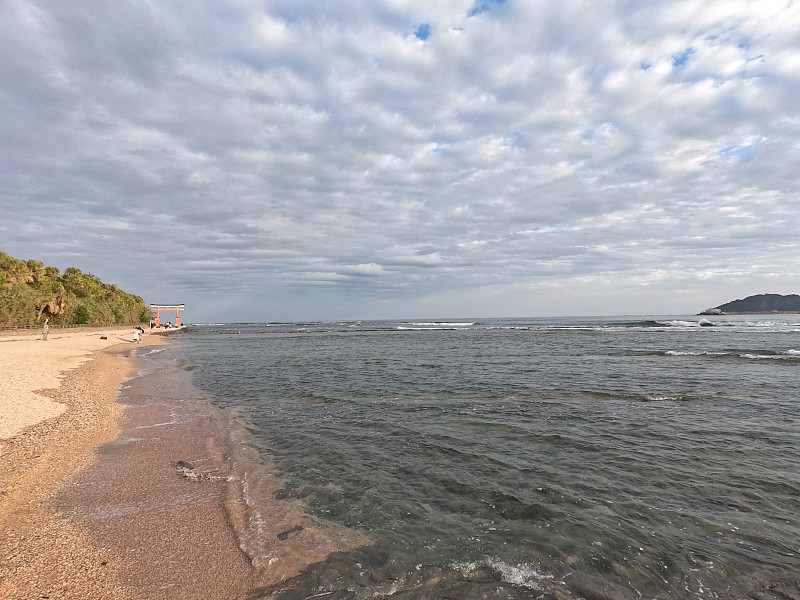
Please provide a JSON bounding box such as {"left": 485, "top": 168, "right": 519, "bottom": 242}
{"left": 51, "top": 366, "right": 259, "bottom": 599}
{"left": 0, "top": 331, "right": 142, "bottom": 598}
{"left": 0, "top": 328, "right": 370, "bottom": 600}
{"left": 0, "top": 330, "right": 258, "bottom": 599}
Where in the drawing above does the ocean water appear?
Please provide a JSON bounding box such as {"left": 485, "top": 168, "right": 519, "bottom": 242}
{"left": 147, "top": 316, "right": 800, "bottom": 599}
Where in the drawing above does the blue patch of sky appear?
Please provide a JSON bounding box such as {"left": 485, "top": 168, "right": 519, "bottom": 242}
{"left": 719, "top": 143, "right": 757, "bottom": 161}
{"left": 267, "top": 1, "right": 301, "bottom": 23}
{"left": 413, "top": 23, "right": 431, "bottom": 41}
{"left": 672, "top": 47, "right": 696, "bottom": 67}
{"left": 581, "top": 126, "right": 597, "bottom": 141}
{"left": 429, "top": 141, "right": 450, "bottom": 156}
{"left": 468, "top": 0, "right": 507, "bottom": 18}
{"left": 506, "top": 131, "right": 526, "bottom": 149}
{"left": 587, "top": 63, "right": 613, "bottom": 87}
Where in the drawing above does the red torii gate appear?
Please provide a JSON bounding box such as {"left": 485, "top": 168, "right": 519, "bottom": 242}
{"left": 150, "top": 304, "right": 185, "bottom": 327}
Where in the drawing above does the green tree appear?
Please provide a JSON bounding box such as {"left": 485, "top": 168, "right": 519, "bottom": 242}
{"left": 1, "top": 251, "right": 150, "bottom": 327}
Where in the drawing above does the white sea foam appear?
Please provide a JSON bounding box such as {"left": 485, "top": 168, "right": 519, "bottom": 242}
{"left": 132, "top": 417, "right": 183, "bottom": 429}
{"left": 452, "top": 558, "right": 553, "bottom": 590}
{"left": 139, "top": 346, "right": 168, "bottom": 357}
{"left": 409, "top": 322, "right": 475, "bottom": 327}
{"left": 665, "top": 350, "right": 730, "bottom": 357}
{"left": 397, "top": 324, "right": 473, "bottom": 330}
{"left": 662, "top": 320, "right": 704, "bottom": 328}
{"left": 739, "top": 353, "right": 791, "bottom": 360}
{"left": 645, "top": 395, "right": 685, "bottom": 402}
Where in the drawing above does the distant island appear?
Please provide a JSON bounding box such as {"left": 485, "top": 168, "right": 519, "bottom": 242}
{"left": 699, "top": 293, "right": 800, "bottom": 315}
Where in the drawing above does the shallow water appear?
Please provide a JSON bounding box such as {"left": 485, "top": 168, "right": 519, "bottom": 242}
{"left": 163, "top": 316, "right": 800, "bottom": 598}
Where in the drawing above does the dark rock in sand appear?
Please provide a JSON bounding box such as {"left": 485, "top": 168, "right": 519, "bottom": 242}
{"left": 277, "top": 525, "right": 303, "bottom": 540}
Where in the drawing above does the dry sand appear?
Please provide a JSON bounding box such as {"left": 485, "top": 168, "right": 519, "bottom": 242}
{"left": 0, "top": 327, "right": 135, "bottom": 440}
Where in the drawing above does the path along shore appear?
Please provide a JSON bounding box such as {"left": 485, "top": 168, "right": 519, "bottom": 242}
{"left": 0, "top": 327, "right": 261, "bottom": 599}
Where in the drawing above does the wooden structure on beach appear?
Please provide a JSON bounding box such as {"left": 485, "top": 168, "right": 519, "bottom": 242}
{"left": 150, "top": 304, "right": 185, "bottom": 327}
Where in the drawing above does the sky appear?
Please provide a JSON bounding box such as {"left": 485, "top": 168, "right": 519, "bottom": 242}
{"left": 1, "top": 0, "right": 799, "bottom": 322}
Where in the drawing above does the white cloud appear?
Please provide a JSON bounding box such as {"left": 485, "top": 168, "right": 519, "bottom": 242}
{"left": 1, "top": 0, "right": 799, "bottom": 321}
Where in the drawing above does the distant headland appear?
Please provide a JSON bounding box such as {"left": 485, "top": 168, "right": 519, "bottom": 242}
{"left": 699, "top": 293, "right": 800, "bottom": 315}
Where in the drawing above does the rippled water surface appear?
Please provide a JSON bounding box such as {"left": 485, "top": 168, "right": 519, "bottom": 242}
{"left": 172, "top": 316, "right": 800, "bottom": 598}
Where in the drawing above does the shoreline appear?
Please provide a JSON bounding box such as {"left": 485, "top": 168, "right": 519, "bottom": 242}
{"left": 0, "top": 330, "right": 261, "bottom": 598}
{"left": 53, "top": 344, "right": 260, "bottom": 598}
{"left": 0, "top": 328, "right": 370, "bottom": 599}
{"left": 85, "top": 340, "right": 372, "bottom": 596}
{"left": 0, "top": 334, "right": 140, "bottom": 597}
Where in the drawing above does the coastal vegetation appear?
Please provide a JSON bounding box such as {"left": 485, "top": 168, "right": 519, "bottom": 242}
{"left": 0, "top": 250, "right": 148, "bottom": 327}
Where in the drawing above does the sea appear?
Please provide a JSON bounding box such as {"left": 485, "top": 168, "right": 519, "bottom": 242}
{"left": 130, "top": 315, "right": 800, "bottom": 599}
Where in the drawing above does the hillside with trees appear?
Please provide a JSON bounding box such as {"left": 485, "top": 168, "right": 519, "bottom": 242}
{"left": 700, "top": 293, "right": 800, "bottom": 315}
{"left": 717, "top": 294, "right": 800, "bottom": 313}
{"left": 0, "top": 251, "right": 149, "bottom": 327}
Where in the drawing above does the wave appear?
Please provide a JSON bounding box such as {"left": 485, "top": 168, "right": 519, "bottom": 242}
{"left": 561, "top": 317, "right": 800, "bottom": 330}
{"left": 138, "top": 346, "right": 169, "bottom": 357}
{"left": 548, "top": 319, "right": 710, "bottom": 330}
{"left": 408, "top": 322, "right": 476, "bottom": 327}
{"left": 397, "top": 323, "right": 475, "bottom": 331}
{"left": 192, "top": 318, "right": 800, "bottom": 337}
{"left": 743, "top": 320, "right": 800, "bottom": 327}
{"left": 740, "top": 351, "right": 800, "bottom": 361}
{"left": 641, "top": 394, "right": 693, "bottom": 402}
{"left": 220, "top": 407, "right": 372, "bottom": 572}
{"left": 664, "top": 349, "right": 800, "bottom": 362}
{"left": 662, "top": 319, "right": 707, "bottom": 328}
{"left": 451, "top": 558, "right": 553, "bottom": 591}
{"left": 664, "top": 350, "right": 732, "bottom": 357}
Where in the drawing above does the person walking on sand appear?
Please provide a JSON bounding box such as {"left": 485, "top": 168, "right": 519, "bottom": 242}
{"left": 132, "top": 326, "right": 141, "bottom": 343}
{"left": 42, "top": 318, "right": 49, "bottom": 341}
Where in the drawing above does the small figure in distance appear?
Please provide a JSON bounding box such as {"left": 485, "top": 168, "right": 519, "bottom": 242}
{"left": 42, "top": 318, "right": 49, "bottom": 341}
{"left": 132, "top": 326, "right": 141, "bottom": 343}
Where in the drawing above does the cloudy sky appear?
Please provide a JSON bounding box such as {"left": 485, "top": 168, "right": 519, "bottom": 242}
{"left": 2, "top": 0, "right": 798, "bottom": 322}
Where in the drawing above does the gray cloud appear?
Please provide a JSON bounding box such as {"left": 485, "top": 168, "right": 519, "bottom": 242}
{"left": 2, "top": 0, "right": 798, "bottom": 321}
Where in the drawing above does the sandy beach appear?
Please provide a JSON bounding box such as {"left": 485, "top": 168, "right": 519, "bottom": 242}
{"left": 0, "top": 328, "right": 131, "bottom": 440}
{"left": 0, "top": 328, "right": 259, "bottom": 599}
{"left": 0, "top": 328, "right": 138, "bottom": 598}
{"left": 0, "top": 326, "right": 374, "bottom": 600}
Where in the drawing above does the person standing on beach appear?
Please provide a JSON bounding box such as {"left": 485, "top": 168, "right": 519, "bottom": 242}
{"left": 41, "top": 318, "right": 49, "bottom": 341}
{"left": 132, "top": 326, "right": 141, "bottom": 343}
